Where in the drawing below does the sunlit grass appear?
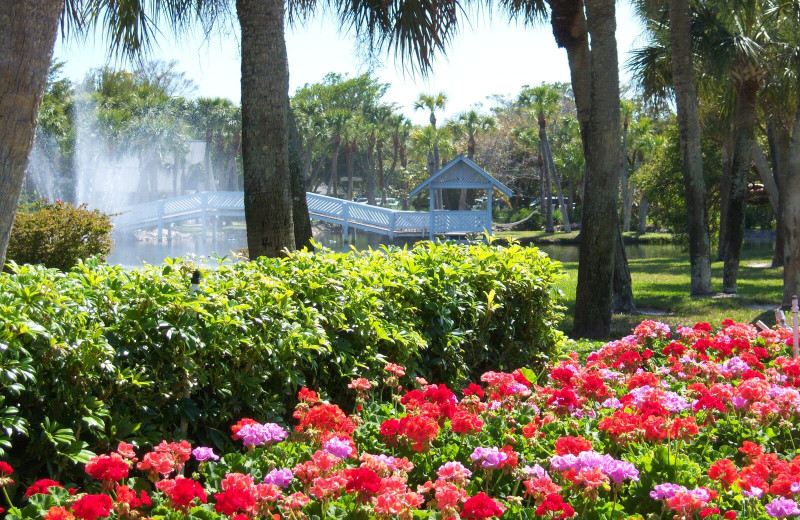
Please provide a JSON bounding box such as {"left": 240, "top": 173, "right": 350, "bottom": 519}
{"left": 554, "top": 247, "right": 783, "bottom": 338}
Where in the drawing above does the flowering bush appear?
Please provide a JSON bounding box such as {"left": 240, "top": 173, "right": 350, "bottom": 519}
{"left": 4, "top": 319, "right": 800, "bottom": 519}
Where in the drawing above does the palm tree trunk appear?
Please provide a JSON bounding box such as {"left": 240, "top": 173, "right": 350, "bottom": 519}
{"left": 288, "top": 105, "right": 312, "bottom": 250}
{"left": 768, "top": 120, "right": 789, "bottom": 268}
{"left": 722, "top": 78, "right": 760, "bottom": 293}
{"left": 619, "top": 121, "right": 629, "bottom": 230}
{"left": 367, "top": 132, "right": 376, "bottom": 205}
{"left": 669, "top": 0, "right": 713, "bottom": 295}
{"left": 638, "top": 198, "right": 649, "bottom": 233}
{"left": 613, "top": 225, "right": 636, "bottom": 313}
{"left": 377, "top": 140, "right": 386, "bottom": 205}
{"left": 460, "top": 137, "right": 475, "bottom": 210}
{"left": 543, "top": 151, "right": 554, "bottom": 233}
{"left": 573, "top": 0, "right": 623, "bottom": 339}
{"left": 782, "top": 106, "right": 800, "bottom": 307}
{"left": 624, "top": 151, "right": 640, "bottom": 231}
{"left": 328, "top": 136, "right": 341, "bottom": 197}
{"left": 237, "top": 0, "right": 295, "bottom": 258}
{"left": 539, "top": 154, "right": 547, "bottom": 216}
{"left": 541, "top": 125, "right": 571, "bottom": 231}
{"left": 718, "top": 137, "right": 733, "bottom": 260}
{"left": 346, "top": 139, "right": 356, "bottom": 201}
{"left": 0, "top": 0, "right": 62, "bottom": 266}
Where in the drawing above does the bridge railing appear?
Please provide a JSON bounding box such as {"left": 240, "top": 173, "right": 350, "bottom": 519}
{"left": 113, "top": 191, "right": 492, "bottom": 239}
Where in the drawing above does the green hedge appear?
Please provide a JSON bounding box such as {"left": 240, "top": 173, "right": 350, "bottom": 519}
{"left": 0, "top": 241, "right": 563, "bottom": 480}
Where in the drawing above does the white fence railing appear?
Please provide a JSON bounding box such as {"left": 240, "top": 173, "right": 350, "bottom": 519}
{"left": 115, "top": 191, "right": 492, "bottom": 239}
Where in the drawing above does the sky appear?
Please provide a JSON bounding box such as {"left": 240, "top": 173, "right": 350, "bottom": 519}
{"left": 54, "top": 2, "right": 647, "bottom": 126}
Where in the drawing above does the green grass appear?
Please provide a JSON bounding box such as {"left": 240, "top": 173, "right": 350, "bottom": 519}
{"left": 552, "top": 247, "right": 782, "bottom": 338}
{"left": 496, "top": 230, "right": 675, "bottom": 245}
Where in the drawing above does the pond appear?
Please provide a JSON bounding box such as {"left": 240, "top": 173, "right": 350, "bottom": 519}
{"left": 108, "top": 224, "right": 775, "bottom": 266}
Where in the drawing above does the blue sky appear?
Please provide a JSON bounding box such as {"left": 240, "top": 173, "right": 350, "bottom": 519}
{"left": 54, "top": 3, "right": 646, "bottom": 126}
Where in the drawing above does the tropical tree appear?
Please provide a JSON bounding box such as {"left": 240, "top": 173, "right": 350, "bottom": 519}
{"left": 0, "top": 0, "right": 64, "bottom": 266}
{"left": 448, "top": 109, "right": 495, "bottom": 209}
{"left": 519, "top": 83, "right": 571, "bottom": 232}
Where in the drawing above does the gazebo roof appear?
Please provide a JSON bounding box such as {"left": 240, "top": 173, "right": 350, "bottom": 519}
{"left": 409, "top": 155, "right": 513, "bottom": 198}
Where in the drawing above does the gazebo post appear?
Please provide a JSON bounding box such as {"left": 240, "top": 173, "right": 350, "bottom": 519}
{"left": 486, "top": 187, "right": 493, "bottom": 235}
{"left": 429, "top": 187, "right": 435, "bottom": 240}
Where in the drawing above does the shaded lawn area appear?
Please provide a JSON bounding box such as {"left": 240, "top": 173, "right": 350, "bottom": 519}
{"left": 496, "top": 230, "right": 675, "bottom": 245}
{"left": 554, "top": 246, "right": 783, "bottom": 339}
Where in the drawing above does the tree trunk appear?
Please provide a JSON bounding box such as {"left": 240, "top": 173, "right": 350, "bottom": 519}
{"left": 543, "top": 151, "right": 554, "bottom": 233}
{"left": 288, "top": 106, "right": 312, "bottom": 250}
{"left": 460, "top": 136, "right": 475, "bottom": 210}
{"left": 718, "top": 136, "right": 733, "bottom": 260}
{"left": 770, "top": 122, "right": 791, "bottom": 268}
{"left": 624, "top": 151, "right": 640, "bottom": 231}
{"left": 619, "top": 118, "right": 629, "bottom": 227}
{"left": 367, "top": 132, "right": 376, "bottom": 205}
{"left": 782, "top": 106, "right": 800, "bottom": 307}
{"left": 613, "top": 225, "right": 636, "bottom": 313}
{"left": 668, "top": 0, "right": 713, "bottom": 295}
{"left": 573, "top": 0, "right": 622, "bottom": 339}
{"left": 539, "top": 154, "right": 546, "bottom": 216}
{"left": 722, "top": 78, "right": 760, "bottom": 293}
{"left": 638, "top": 198, "right": 648, "bottom": 233}
{"left": 237, "top": 0, "right": 294, "bottom": 258}
{"left": 541, "top": 124, "right": 571, "bottom": 232}
{"left": 377, "top": 139, "right": 386, "bottom": 205}
{"left": 0, "top": 0, "right": 62, "bottom": 266}
{"left": 327, "top": 136, "right": 341, "bottom": 197}
{"left": 346, "top": 139, "right": 356, "bottom": 201}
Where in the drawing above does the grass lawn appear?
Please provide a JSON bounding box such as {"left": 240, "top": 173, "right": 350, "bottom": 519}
{"left": 552, "top": 246, "right": 783, "bottom": 338}
{"left": 496, "top": 230, "right": 675, "bottom": 245}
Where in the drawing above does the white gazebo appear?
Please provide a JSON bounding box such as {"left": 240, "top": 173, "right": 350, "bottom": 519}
{"left": 409, "top": 155, "right": 513, "bottom": 239}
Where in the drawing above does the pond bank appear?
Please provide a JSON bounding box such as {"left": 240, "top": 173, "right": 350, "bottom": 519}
{"left": 495, "top": 230, "right": 676, "bottom": 246}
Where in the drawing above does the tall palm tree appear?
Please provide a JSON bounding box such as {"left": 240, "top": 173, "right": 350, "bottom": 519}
{"left": 449, "top": 109, "right": 495, "bottom": 209}
{"left": 690, "top": 0, "right": 775, "bottom": 293}
{"left": 414, "top": 92, "right": 447, "bottom": 208}
{"left": 0, "top": 0, "right": 64, "bottom": 266}
{"left": 520, "top": 83, "right": 571, "bottom": 232}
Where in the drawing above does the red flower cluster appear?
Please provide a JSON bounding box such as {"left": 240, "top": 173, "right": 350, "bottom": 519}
{"left": 72, "top": 494, "right": 113, "bottom": 520}
{"left": 534, "top": 493, "right": 575, "bottom": 518}
{"left": 85, "top": 453, "right": 129, "bottom": 484}
{"left": 26, "top": 479, "right": 63, "bottom": 497}
{"left": 156, "top": 477, "right": 207, "bottom": 510}
{"left": 461, "top": 492, "right": 505, "bottom": 519}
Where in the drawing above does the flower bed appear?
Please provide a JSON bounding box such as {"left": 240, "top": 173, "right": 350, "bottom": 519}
{"left": 3, "top": 319, "right": 800, "bottom": 519}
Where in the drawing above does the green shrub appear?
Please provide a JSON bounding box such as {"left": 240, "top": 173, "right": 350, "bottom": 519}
{"left": 6, "top": 200, "right": 113, "bottom": 271}
{"left": 0, "top": 241, "right": 564, "bottom": 481}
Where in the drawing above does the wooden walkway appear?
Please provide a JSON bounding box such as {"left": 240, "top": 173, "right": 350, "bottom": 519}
{"left": 113, "top": 191, "right": 491, "bottom": 240}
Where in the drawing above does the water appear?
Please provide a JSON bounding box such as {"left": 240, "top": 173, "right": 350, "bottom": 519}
{"left": 107, "top": 225, "right": 421, "bottom": 266}
{"left": 107, "top": 223, "right": 776, "bottom": 267}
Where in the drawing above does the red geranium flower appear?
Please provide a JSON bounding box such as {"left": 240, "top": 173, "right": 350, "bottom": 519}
{"left": 214, "top": 488, "right": 255, "bottom": 516}
{"left": 345, "top": 468, "right": 381, "bottom": 495}
{"left": 85, "top": 453, "right": 129, "bottom": 483}
{"left": 26, "top": 479, "right": 63, "bottom": 497}
{"left": 72, "top": 494, "right": 113, "bottom": 520}
{"left": 462, "top": 492, "right": 505, "bottom": 519}
{"left": 0, "top": 462, "right": 12, "bottom": 475}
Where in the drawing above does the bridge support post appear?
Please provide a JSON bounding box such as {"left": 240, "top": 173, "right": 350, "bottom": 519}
{"left": 429, "top": 189, "right": 435, "bottom": 241}
{"left": 389, "top": 212, "right": 396, "bottom": 240}
{"left": 342, "top": 203, "right": 350, "bottom": 242}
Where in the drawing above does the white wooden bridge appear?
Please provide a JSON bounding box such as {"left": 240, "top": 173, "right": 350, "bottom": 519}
{"left": 113, "top": 156, "right": 512, "bottom": 241}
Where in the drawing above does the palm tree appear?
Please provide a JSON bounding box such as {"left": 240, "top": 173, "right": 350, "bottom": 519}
{"left": 520, "top": 83, "right": 571, "bottom": 232}
{"left": 0, "top": 0, "right": 64, "bottom": 266}
{"left": 449, "top": 110, "right": 495, "bottom": 209}
{"left": 619, "top": 100, "right": 634, "bottom": 230}
{"left": 323, "top": 109, "right": 351, "bottom": 197}
{"left": 543, "top": 0, "right": 630, "bottom": 335}
{"left": 415, "top": 92, "right": 447, "bottom": 208}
